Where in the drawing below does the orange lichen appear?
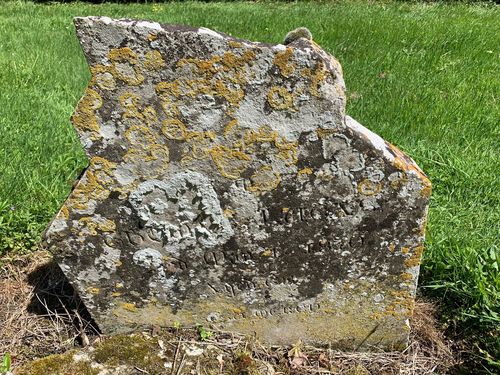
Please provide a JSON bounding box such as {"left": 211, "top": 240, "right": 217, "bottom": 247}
{"left": 56, "top": 206, "right": 70, "bottom": 220}
{"left": 175, "top": 49, "right": 255, "bottom": 109}
{"left": 109, "top": 47, "right": 138, "bottom": 64}
{"left": 387, "top": 143, "right": 431, "bottom": 190}
{"left": 222, "top": 51, "right": 255, "bottom": 71}
{"left": 156, "top": 81, "right": 181, "bottom": 98}
{"left": 155, "top": 81, "right": 181, "bottom": 116}
{"left": 119, "top": 92, "right": 143, "bottom": 120}
{"left": 384, "top": 290, "right": 415, "bottom": 317}
{"left": 215, "top": 80, "right": 245, "bottom": 105}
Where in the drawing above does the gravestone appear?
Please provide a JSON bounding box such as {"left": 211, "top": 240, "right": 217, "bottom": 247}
{"left": 44, "top": 17, "right": 431, "bottom": 350}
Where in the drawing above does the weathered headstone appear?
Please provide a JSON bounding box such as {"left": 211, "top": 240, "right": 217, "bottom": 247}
{"left": 44, "top": 17, "right": 431, "bottom": 350}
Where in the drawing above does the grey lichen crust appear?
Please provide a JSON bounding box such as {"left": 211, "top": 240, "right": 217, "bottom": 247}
{"left": 44, "top": 17, "right": 431, "bottom": 350}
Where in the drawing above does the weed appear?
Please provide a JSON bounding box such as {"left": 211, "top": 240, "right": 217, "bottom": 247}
{"left": 0, "top": 353, "right": 11, "bottom": 374}
{"left": 197, "top": 325, "right": 213, "bottom": 341}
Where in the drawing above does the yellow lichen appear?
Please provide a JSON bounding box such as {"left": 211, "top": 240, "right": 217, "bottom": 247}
{"left": 404, "top": 245, "right": 424, "bottom": 268}
{"left": 120, "top": 92, "right": 143, "bottom": 119}
{"left": 357, "top": 179, "right": 382, "bottom": 196}
{"left": 223, "top": 118, "right": 239, "bottom": 136}
{"left": 228, "top": 40, "right": 243, "bottom": 48}
{"left": 248, "top": 166, "right": 281, "bottom": 192}
{"left": 215, "top": 79, "right": 244, "bottom": 105}
{"left": 108, "top": 47, "right": 144, "bottom": 86}
{"left": 121, "top": 302, "right": 137, "bottom": 312}
{"left": 72, "top": 88, "right": 102, "bottom": 136}
{"left": 383, "top": 290, "right": 415, "bottom": 317}
{"left": 273, "top": 48, "right": 295, "bottom": 78}
{"left": 209, "top": 146, "right": 251, "bottom": 179}
{"left": 298, "top": 167, "right": 313, "bottom": 176}
{"left": 109, "top": 47, "right": 138, "bottom": 64}
{"left": 267, "top": 86, "right": 294, "bottom": 111}
{"left": 243, "top": 125, "right": 298, "bottom": 165}
{"left": 261, "top": 249, "right": 272, "bottom": 257}
{"left": 77, "top": 217, "right": 116, "bottom": 236}
{"left": 223, "top": 208, "right": 235, "bottom": 218}
{"left": 316, "top": 128, "right": 337, "bottom": 138}
{"left": 124, "top": 124, "right": 158, "bottom": 148}
{"left": 162, "top": 118, "right": 187, "bottom": 140}
{"left": 301, "top": 61, "right": 329, "bottom": 97}
{"left": 399, "top": 272, "right": 414, "bottom": 282}
{"left": 143, "top": 50, "right": 165, "bottom": 71}
{"left": 59, "top": 206, "right": 70, "bottom": 220}
{"left": 66, "top": 157, "right": 116, "bottom": 211}
{"left": 90, "top": 64, "right": 116, "bottom": 91}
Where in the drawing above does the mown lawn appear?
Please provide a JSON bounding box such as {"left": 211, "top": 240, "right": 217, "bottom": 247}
{"left": 0, "top": 0, "right": 498, "bottom": 371}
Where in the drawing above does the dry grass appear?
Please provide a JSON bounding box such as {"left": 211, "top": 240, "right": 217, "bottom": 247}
{"left": 1, "top": 250, "right": 456, "bottom": 374}
{"left": 0, "top": 250, "right": 99, "bottom": 365}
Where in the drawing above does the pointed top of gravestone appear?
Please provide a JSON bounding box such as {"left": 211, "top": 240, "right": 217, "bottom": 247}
{"left": 45, "top": 17, "right": 430, "bottom": 350}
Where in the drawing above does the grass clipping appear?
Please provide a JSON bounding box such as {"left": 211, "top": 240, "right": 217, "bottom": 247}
{"left": 1, "top": 251, "right": 455, "bottom": 374}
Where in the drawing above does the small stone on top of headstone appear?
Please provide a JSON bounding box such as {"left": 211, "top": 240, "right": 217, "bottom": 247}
{"left": 44, "top": 17, "right": 431, "bottom": 350}
{"left": 283, "top": 27, "right": 313, "bottom": 45}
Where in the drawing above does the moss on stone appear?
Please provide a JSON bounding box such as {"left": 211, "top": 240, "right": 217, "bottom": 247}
{"left": 93, "top": 334, "right": 167, "bottom": 373}
{"left": 15, "top": 351, "right": 98, "bottom": 375}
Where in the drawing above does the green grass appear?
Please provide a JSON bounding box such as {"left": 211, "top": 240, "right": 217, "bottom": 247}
{"left": 0, "top": 0, "right": 498, "bottom": 371}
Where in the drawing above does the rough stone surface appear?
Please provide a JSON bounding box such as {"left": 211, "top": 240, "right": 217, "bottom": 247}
{"left": 44, "top": 17, "right": 431, "bottom": 350}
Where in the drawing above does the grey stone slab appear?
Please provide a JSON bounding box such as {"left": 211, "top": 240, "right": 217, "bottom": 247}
{"left": 44, "top": 17, "right": 431, "bottom": 350}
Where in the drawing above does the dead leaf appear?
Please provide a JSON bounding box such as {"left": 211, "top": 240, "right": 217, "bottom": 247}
{"left": 288, "top": 340, "right": 308, "bottom": 368}
{"left": 216, "top": 353, "right": 225, "bottom": 372}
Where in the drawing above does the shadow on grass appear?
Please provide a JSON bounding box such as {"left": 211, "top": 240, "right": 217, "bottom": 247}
{"left": 26, "top": 259, "right": 101, "bottom": 345}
